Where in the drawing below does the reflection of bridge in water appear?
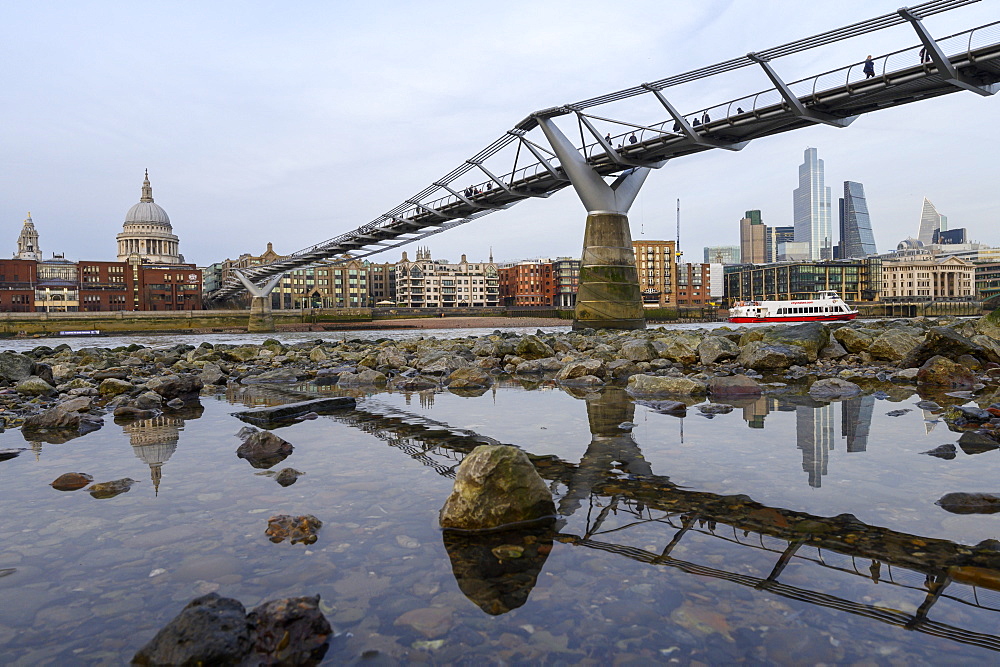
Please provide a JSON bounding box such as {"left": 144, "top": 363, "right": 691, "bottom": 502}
{"left": 234, "top": 383, "right": 1000, "bottom": 650}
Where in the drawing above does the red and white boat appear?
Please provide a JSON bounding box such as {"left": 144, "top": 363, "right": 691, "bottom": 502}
{"left": 728, "top": 290, "right": 858, "bottom": 324}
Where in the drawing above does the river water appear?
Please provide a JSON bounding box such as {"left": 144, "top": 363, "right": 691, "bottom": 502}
{"left": 2, "top": 327, "right": 1000, "bottom": 664}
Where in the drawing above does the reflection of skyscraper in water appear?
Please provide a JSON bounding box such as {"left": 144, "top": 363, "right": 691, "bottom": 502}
{"left": 742, "top": 396, "right": 778, "bottom": 429}
{"left": 125, "top": 416, "right": 183, "bottom": 495}
{"left": 841, "top": 395, "right": 875, "bottom": 452}
{"left": 797, "top": 404, "right": 834, "bottom": 488}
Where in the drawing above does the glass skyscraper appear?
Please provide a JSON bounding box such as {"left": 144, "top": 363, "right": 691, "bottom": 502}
{"left": 838, "top": 181, "right": 877, "bottom": 258}
{"left": 793, "top": 148, "right": 833, "bottom": 260}
{"left": 917, "top": 197, "right": 946, "bottom": 245}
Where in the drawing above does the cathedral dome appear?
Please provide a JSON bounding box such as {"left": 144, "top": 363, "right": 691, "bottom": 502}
{"left": 125, "top": 200, "right": 171, "bottom": 226}
{"left": 117, "top": 170, "right": 182, "bottom": 264}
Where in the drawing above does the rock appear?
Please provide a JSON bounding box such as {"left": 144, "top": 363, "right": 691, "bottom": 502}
{"left": 0, "top": 352, "right": 35, "bottom": 383}
{"left": 21, "top": 398, "right": 103, "bottom": 442}
{"left": 242, "top": 368, "right": 300, "bottom": 384}
{"left": 832, "top": 327, "right": 873, "bottom": 353}
{"left": 439, "top": 445, "right": 555, "bottom": 531}
{"left": 237, "top": 431, "right": 294, "bottom": 469}
{"left": 247, "top": 595, "right": 333, "bottom": 664}
{"left": 146, "top": 373, "right": 204, "bottom": 403}
{"left": 199, "top": 363, "right": 227, "bottom": 386}
{"left": 937, "top": 492, "right": 1000, "bottom": 514}
{"left": 375, "top": 347, "right": 407, "bottom": 368}
{"left": 222, "top": 346, "right": 261, "bottom": 363}
{"left": 50, "top": 472, "right": 94, "bottom": 491}
{"left": 233, "top": 397, "right": 356, "bottom": 427}
{"left": 336, "top": 369, "right": 387, "bottom": 387}
{"left": 274, "top": 468, "right": 304, "bottom": 487}
{"left": 626, "top": 374, "right": 707, "bottom": 397}
{"left": 447, "top": 367, "right": 493, "bottom": 389}
{"left": 808, "top": 378, "right": 862, "bottom": 400}
{"left": 620, "top": 339, "right": 658, "bottom": 362}
{"left": 134, "top": 391, "right": 164, "bottom": 410}
{"left": 132, "top": 593, "right": 252, "bottom": 666}
{"left": 605, "top": 359, "right": 639, "bottom": 380}
{"left": 98, "top": 378, "right": 133, "bottom": 396}
{"left": 88, "top": 478, "right": 137, "bottom": 499}
{"left": 958, "top": 431, "right": 1000, "bottom": 455}
{"left": 818, "top": 340, "right": 848, "bottom": 359}
{"left": 654, "top": 335, "right": 700, "bottom": 365}
{"left": 393, "top": 376, "right": 438, "bottom": 391}
{"left": 265, "top": 514, "right": 322, "bottom": 544}
{"left": 15, "top": 376, "right": 54, "bottom": 396}
{"left": 113, "top": 406, "right": 157, "bottom": 421}
{"left": 555, "top": 359, "right": 605, "bottom": 382}
{"left": 885, "top": 409, "right": 911, "bottom": 417}
{"left": 917, "top": 355, "right": 976, "bottom": 389}
{"left": 515, "top": 335, "right": 554, "bottom": 360}
{"left": 707, "top": 374, "right": 762, "bottom": 396}
{"left": 0, "top": 449, "right": 24, "bottom": 462}
{"left": 514, "top": 358, "right": 562, "bottom": 374}
{"left": 890, "top": 368, "right": 919, "bottom": 383}
{"left": 904, "top": 326, "right": 982, "bottom": 367}
{"left": 868, "top": 330, "right": 922, "bottom": 362}
{"left": 762, "top": 322, "right": 829, "bottom": 362}
{"left": 697, "top": 336, "right": 739, "bottom": 365}
{"left": 736, "top": 341, "right": 808, "bottom": 371}
{"left": 922, "top": 444, "right": 957, "bottom": 459}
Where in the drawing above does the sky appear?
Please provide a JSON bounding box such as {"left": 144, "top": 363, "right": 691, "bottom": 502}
{"left": 2, "top": 0, "right": 999, "bottom": 268}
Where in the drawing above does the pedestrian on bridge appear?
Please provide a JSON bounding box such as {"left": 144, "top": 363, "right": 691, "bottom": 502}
{"left": 863, "top": 55, "right": 875, "bottom": 78}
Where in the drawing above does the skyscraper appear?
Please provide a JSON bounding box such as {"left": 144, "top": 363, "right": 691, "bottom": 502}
{"left": 838, "top": 181, "right": 877, "bottom": 259}
{"left": 740, "top": 211, "right": 767, "bottom": 264}
{"left": 793, "top": 148, "right": 833, "bottom": 260}
{"left": 917, "top": 197, "right": 945, "bottom": 245}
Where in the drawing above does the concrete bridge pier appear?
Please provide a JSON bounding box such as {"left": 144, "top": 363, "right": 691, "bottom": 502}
{"left": 234, "top": 271, "right": 284, "bottom": 333}
{"left": 535, "top": 114, "right": 664, "bottom": 330}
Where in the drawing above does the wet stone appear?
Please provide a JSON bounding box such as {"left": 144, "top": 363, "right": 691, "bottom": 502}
{"left": 88, "top": 478, "right": 138, "bottom": 499}
{"left": 266, "top": 514, "right": 323, "bottom": 545}
{"left": 50, "top": 472, "right": 94, "bottom": 491}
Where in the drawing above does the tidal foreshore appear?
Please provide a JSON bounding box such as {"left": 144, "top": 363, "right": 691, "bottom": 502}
{"left": 4, "top": 313, "right": 1000, "bottom": 440}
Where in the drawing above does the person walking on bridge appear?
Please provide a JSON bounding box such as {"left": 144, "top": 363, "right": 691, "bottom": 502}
{"left": 863, "top": 55, "right": 875, "bottom": 78}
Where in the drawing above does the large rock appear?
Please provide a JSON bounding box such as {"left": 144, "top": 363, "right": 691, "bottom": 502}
{"left": 16, "top": 376, "right": 55, "bottom": 396}
{"left": 336, "top": 369, "right": 387, "bottom": 387}
{"left": 620, "top": 339, "right": 658, "bottom": 362}
{"left": 233, "top": 397, "right": 356, "bottom": 427}
{"left": 707, "top": 374, "right": 762, "bottom": 396}
{"left": 556, "top": 358, "right": 606, "bottom": 382}
{"left": 237, "top": 430, "right": 294, "bottom": 468}
{"left": 98, "top": 377, "right": 133, "bottom": 396}
{"left": 21, "top": 397, "right": 102, "bottom": 443}
{"left": 626, "top": 374, "right": 707, "bottom": 397}
{"left": 868, "top": 329, "right": 922, "bottom": 362}
{"left": 904, "top": 326, "right": 982, "bottom": 367}
{"left": 514, "top": 357, "right": 562, "bottom": 374}
{"left": 447, "top": 367, "right": 493, "bottom": 389}
{"left": 916, "top": 355, "right": 977, "bottom": 389}
{"left": 132, "top": 593, "right": 252, "bottom": 666}
{"left": 514, "top": 336, "right": 554, "bottom": 361}
{"left": 654, "top": 335, "right": 700, "bottom": 365}
{"left": 832, "top": 328, "right": 873, "bottom": 353}
{"left": 247, "top": 595, "right": 333, "bottom": 664}
{"left": 697, "top": 336, "right": 739, "bottom": 365}
{"left": 0, "top": 352, "right": 34, "bottom": 384}
{"left": 439, "top": 445, "right": 555, "bottom": 530}
{"left": 242, "top": 368, "right": 300, "bottom": 384}
{"left": 936, "top": 493, "right": 1000, "bottom": 515}
{"left": 146, "top": 373, "right": 204, "bottom": 403}
{"left": 808, "top": 378, "right": 862, "bottom": 400}
{"left": 736, "top": 341, "right": 808, "bottom": 371}
{"left": 762, "top": 322, "right": 829, "bottom": 362}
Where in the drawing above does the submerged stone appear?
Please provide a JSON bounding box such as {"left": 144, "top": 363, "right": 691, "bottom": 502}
{"left": 50, "top": 472, "right": 94, "bottom": 491}
{"left": 265, "top": 514, "right": 322, "bottom": 544}
{"left": 937, "top": 492, "right": 1000, "bottom": 514}
{"left": 236, "top": 431, "right": 294, "bottom": 469}
{"left": 88, "top": 477, "right": 137, "bottom": 499}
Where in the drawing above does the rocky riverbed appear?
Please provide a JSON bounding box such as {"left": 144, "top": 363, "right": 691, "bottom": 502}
{"left": 3, "top": 314, "right": 1000, "bottom": 444}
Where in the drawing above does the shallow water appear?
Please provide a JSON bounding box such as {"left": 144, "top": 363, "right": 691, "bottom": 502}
{"left": 2, "top": 357, "right": 1000, "bottom": 662}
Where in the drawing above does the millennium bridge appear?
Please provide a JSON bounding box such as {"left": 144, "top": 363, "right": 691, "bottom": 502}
{"left": 210, "top": 0, "right": 1000, "bottom": 331}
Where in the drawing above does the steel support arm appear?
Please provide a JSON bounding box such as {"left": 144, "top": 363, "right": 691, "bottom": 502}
{"left": 574, "top": 112, "right": 661, "bottom": 167}
{"left": 747, "top": 53, "right": 857, "bottom": 127}
{"left": 642, "top": 85, "right": 748, "bottom": 151}
{"left": 899, "top": 7, "right": 997, "bottom": 96}
{"left": 234, "top": 270, "right": 283, "bottom": 298}
{"left": 535, "top": 115, "right": 653, "bottom": 215}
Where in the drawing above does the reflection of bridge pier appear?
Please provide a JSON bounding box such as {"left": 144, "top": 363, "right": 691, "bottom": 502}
{"left": 248, "top": 383, "right": 1000, "bottom": 646}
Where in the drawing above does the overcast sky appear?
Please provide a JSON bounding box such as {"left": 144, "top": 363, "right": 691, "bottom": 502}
{"left": 3, "top": 0, "right": 998, "bottom": 268}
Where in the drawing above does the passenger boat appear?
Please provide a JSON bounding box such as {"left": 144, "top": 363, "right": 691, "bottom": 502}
{"left": 728, "top": 290, "right": 858, "bottom": 324}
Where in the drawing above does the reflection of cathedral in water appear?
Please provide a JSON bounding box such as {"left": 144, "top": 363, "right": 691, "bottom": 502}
{"left": 743, "top": 396, "right": 875, "bottom": 488}
{"left": 124, "top": 416, "right": 183, "bottom": 494}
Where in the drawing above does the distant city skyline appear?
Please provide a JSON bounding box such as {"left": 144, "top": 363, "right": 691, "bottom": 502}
{"left": 2, "top": 1, "right": 998, "bottom": 267}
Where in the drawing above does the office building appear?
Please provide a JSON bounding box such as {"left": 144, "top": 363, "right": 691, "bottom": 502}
{"left": 793, "top": 148, "right": 833, "bottom": 260}
{"left": 838, "top": 181, "right": 877, "bottom": 259}
{"left": 917, "top": 197, "right": 947, "bottom": 245}
{"left": 632, "top": 239, "right": 676, "bottom": 306}
{"left": 704, "top": 245, "right": 740, "bottom": 264}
